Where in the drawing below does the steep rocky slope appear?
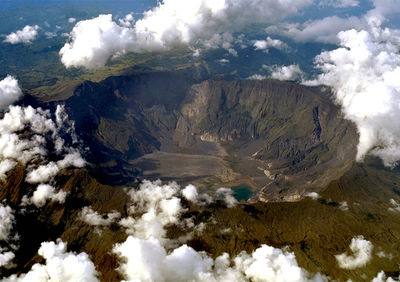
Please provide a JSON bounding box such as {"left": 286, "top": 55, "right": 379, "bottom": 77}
{"left": 60, "top": 72, "right": 358, "bottom": 201}
{"left": 174, "top": 80, "right": 358, "bottom": 201}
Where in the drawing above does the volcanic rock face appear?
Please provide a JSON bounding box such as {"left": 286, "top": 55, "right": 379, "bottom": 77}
{"left": 62, "top": 71, "right": 358, "bottom": 201}
{"left": 174, "top": 80, "right": 358, "bottom": 201}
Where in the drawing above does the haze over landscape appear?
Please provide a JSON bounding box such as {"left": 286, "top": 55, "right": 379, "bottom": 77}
{"left": 0, "top": 0, "right": 400, "bottom": 281}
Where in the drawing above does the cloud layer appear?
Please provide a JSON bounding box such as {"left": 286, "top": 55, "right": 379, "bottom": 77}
{"left": 267, "top": 0, "right": 400, "bottom": 44}
{"left": 267, "top": 16, "right": 365, "bottom": 44}
{"left": 60, "top": 0, "right": 313, "bottom": 68}
{"left": 320, "top": 0, "right": 360, "bottom": 8}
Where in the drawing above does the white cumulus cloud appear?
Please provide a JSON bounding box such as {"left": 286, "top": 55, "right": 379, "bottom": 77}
{"left": 182, "top": 184, "right": 212, "bottom": 205}
{"left": 366, "top": 0, "right": 400, "bottom": 24}
{"left": 388, "top": 198, "right": 400, "bottom": 212}
{"left": 271, "top": 65, "right": 303, "bottom": 81}
{"left": 305, "top": 24, "right": 400, "bottom": 166}
{"left": 0, "top": 106, "right": 51, "bottom": 180}
{"left": 182, "top": 184, "right": 199, "bottom": 202}
{"left": 60, "top": 0, "right": 313, "bottom": 69}
{"left": 60, "top": 14, "right": 135, "bottom": 69}
{"left": 112, "top": 180, "right": 327, "bottom": 281}
{"left": 23, "top": 184, "right": 67, "bottom": 208}
{"left": 372, "top": 271, "right": 399, "bottom": 282}
{"left": 216, "top": 188, "right": 237, "bottom": 207}
{"left": 253, "top": 37, "right": 286, "bottom": 51}
{"left": 266, "top": 16, "right": 365, "bottom": 44}
{"left": 305, "top": 192, "right": 320, "bottom": 200}
{"left": 79, "top": 206, "right": 121, "bottom": 226}
{"left": 25, "top": 151, "right": 85, "bottom": 184}
{"left": 247, "top": 74, "right": 268, "bottom": 80}
{"left": 113, "top": 237, "right": 327, "bottom": 282}
{"left": 119, "top": 180, "right": 192, "bottom": 247}
{"left": 0, "top": 76, "right": 23, "bottom": 111}
{"left": 4, "top": 25, "right": 40, "bottom": 44}
{"left": 267, "top": 0, "right": 400, "bottom": 44}
{"left": 0, "top": 159, "right": 17, "bottom": 182}
{"left": 0, "top": 251, "right": 15, "bottom": 269}
{"left": 0, "top": 204, "right": 17, "bottom": 268}
{"left": 0, "top": 204, "right": 15, "bottom": 242}
{"left": 338, "top": 201, "right": 349, "bottom": 211}
{"left": 0, "top": 105, "right": 85, "bottom": 209}
{"left": 44, "top": 32, "right": 57, "bottom": 39}
{"left": 5, "top": 239, "right": 99, "bottom": 281}
{"left": 319, "top": 0, "right": 360, "bottom": 8}
{"left": 335, "top": 235, "right": 373, "bottom": 269}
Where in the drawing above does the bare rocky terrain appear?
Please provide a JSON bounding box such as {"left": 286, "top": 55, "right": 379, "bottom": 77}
{"left": 57, "top": 71, "right": 359, "bottom": 202}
